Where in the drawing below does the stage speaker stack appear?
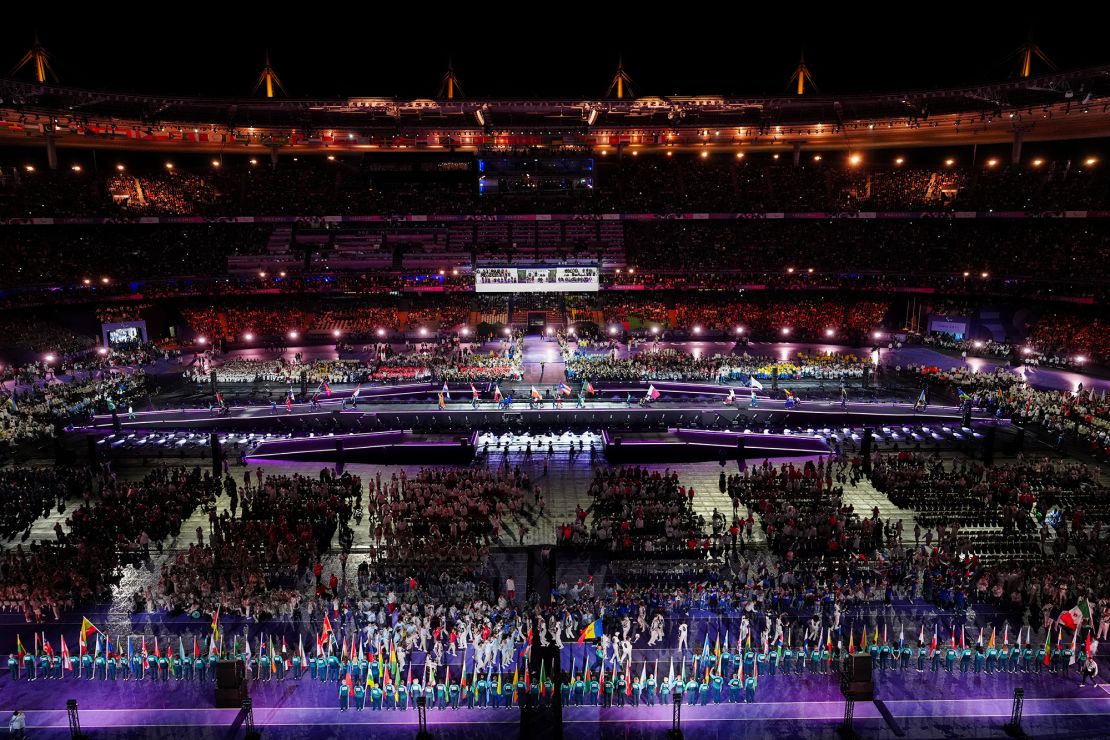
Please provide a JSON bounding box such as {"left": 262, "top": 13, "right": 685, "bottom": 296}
{"left": 861, "top": 428, "right": 873, "bottom": 475}
{"left": 215, "top": 659, "right": 246, "bottom": 707}
{"left": 842, "top": 654, "right": 874, "bottom": 700}
{"left": 210, "top": 432, "right": 221, "bottom": 477}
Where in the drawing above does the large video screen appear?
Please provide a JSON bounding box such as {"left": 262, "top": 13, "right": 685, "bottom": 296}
{"left": 475, "top": 267, "right": 599, "bottom": 293}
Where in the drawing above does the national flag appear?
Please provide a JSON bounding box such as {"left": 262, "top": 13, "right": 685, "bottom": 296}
{"left": 957, "top": 388, "right": 970, "bottom": 402}
{"left": 595, "top": 663, "right": 601, "bottom": 699}
{"left": 989, "top": 628, "right": 996, "bottom": 649}
{"left": 530, "top": 386, "right": 542, "bottom": 401}
{"left": 61, "top": 636, "right": 72, "bottom": 670}
{"left": 471, "top": 384, "right": 479, "bottom": 399}
{"left": 961, "top": 625, "right": 966, "bottom": 649}
{"left": 1059, "top": 603, "right": 1090, "bottom": 631}
{"left": 243, "top": 637, "right": 251, "bottom": 663}
{"left": 94, "top": 633, "right": 102, "bottom": 657}
{"left": 848, "top": 631, "right": 855, "bottom": 654}
{"left": 647, "top": 384, "right": 660, "bottom": 401}
{"left": 883, "top": 624, "right": 888, "bottom": 646}
{"left": 298, "top": 635, "right": 306, "bottom": 671}
{"left": 918, "top": 624, "right": 925, "bottom": 646}
{"left": 558, "top": 383, "right": 572, "bottom": 396}
{"left": 510, "top": 664, "right": 518, "bottom": 703}
{"left": 873, "top": 626, "right": 879, "bottom": 646}
{"left": 899, "top": 625, "right": 904, "bottom": 650}
{"left": 80, "top": 617, "right": 100, "bottom": 645}
{"left": 586, "top": 382, "right": 596, "bottom": 395}
{"left": 141, "top": 636, "right": 149, "bottom": 669}
{"left": 322, "top": 380, "right": 332, "bottom": 397}
{"left": 917, "top": 388, "right": 927, "bottom": 405}
{"left": 860, "top": 627, "right": 867, "bottom": 651}
{"left": 1043, "top": 630, "right": 1052, "bottom": 666}
{"left": 976, "top": 629, "right": 983, "bottom": 648}
{"left": 16, "top": 635, "right": 27, "bottom": 663}
{"left": 578, "top": 619, "right": 602, "bottom": 644}
{"left": 1004, "top": 625, "right": 1009, "bottom": 647}
{"left": 43, "top": 635, "right": 54, "bottom": 659}
{"left": 930, "top": 625, "right": 937, "bottom": 655}
{"left": 285, "top": 395, "right": 292, "bottom": 410}
{"left": 192, "top": 636, "right": 199, "bottom": 660}
{"left": 216, "top": 392, "right": 224, "bottom": 405}
{"left": 210, "top": 606, "right": 220, "bottom": 640}
{"left": 950, "top": 627, "right": 956, "bottom": 648}
{"left": 724, "top": 388, "right": 735, "bottom": 404}
{"left": 441, "top": 382, "right": 451, "bottom": 400}
{"left": 1070, "top": 629, "right": 1078, "bottom": 665}
{"left": 497, "top": 669, "right": 502, "bottom": 696}
{"left": 539, "top": 660, "right": 547, "bottom": 697}
{"left": 345, "top": 672, "right": 354, "bottom": 699}
{"left": 749, "top": 377, "right": 763, "bottom": 391}
{"left": 351, "top": 383, "right": 361, "bottom": 399}
{"left": 322, "top": 614, "right": 334, "bottom": 642}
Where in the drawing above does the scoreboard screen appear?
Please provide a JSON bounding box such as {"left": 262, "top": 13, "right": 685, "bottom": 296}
{"left": 474, "top": 267, "right": 599, "bottom": 293}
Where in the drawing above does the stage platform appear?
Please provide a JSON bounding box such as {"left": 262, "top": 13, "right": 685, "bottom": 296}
{"left": 88, "top": 398, "right": 999, "bottom": 436}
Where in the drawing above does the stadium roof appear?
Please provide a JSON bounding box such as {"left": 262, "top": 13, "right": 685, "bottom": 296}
{"left": 2, "top": 66, "right": 1109, "bottom": 153}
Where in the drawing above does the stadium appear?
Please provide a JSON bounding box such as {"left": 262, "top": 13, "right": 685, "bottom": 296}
{"left": 1, "top": 17, "right": 1109, "bottom": 740}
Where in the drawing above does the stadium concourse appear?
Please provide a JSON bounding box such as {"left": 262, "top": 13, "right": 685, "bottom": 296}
{"left": 4, "top": 32, "right": 1110, "bottom": 740}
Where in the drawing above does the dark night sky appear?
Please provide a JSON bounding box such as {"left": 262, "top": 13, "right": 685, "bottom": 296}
{"left": 2, "top": 11, "right": 1105, "bottom": 99}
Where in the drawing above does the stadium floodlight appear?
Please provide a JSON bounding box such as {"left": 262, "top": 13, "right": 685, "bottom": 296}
{"left": 692, "top": 326, "right": 701, "bottom": 335}
{"left": 826, "top": 328, "right": 835, "bottom": 337}
{"left": 781, "top": 327, "right": 791, "bottom": 336}
{"left": 197, "top": 337, "right": 207, "bottom": 345}
{"left": 244, "top": 333, "right": 254, "bottom": 342}
{"left": 895, "top": 157, "right": 905, "bottom": 165}
{"left": 651, "top": 327, "right": 660, "bottom": 335}
{"left": 1085, "top": 157, "right": 1098, "bottom": 166}
{"left": 377, "top": 328, "right": 386, "bottom": 337}
{"left": 609, "top": 327, "right": 618, "bottom": 336}
{"left": 82, "top": 279, "right": 91, "bottom": 285}
{"left": 420, "top": 328, "right": 428, "bottom": 337}
{"left": 1075, "top": 355, "right": 1086, "bottom": 364}
{"left": 1032, "top": 158, "right": 1044, "bottom": 167}
{"left": 735, "top": 327, "right": 744, "bottom": 335}
{"left": 460, "top": 328, "right": 469, "bottom": 336}
{"left": 333, "top": 330, "right": 341, "bottom": 338}
{"left": 873, "top": 331, "right": 883, "bottom": 340}
{"left": 97, "top": 347, "right": 108, "bottom": 355}
{"left": 288, "top": 331, "right": 299, "bottom": 340}
{"left": 44, "top": 354, "right": 55, "bottom": 363}
{"left": 1022, "top": 347, "right": 1033, "bottom": 355}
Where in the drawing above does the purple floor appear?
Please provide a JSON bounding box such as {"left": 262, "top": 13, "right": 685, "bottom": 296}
{"left": 5, "top": 665, "right": 1110, "bottom": 739}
